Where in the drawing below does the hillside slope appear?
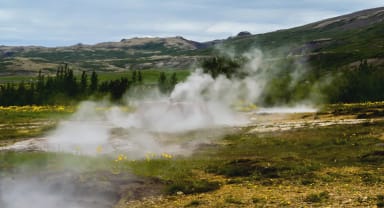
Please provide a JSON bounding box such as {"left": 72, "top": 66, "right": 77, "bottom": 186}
{"left": 222, "top": 7, "right": 384, "bottom": 69}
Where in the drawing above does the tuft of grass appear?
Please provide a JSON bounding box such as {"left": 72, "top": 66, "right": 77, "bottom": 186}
{"left": 304, "top": 191, "right": 330, "bottom": 203}
{"left": 300, "top": 177, "right": 316, "bottom": 185}
{"left": 165, "top": 179, "right": 220, "bottom": 195}
{"left": 224, "top": 195, "right": 243, "bottom": 204}
{"left": 359, "top": 172, "right": 383, "bottom": 185}
{"left": 360, "top": 151, "right": 384, "bottom": 164}
{"left": 377, "top": 195, "right": 384, "bottom": 208}
{"left": 252, "top": 197, "right": 266, "bottom": 204}
{"left": 184, "top": 200, "right": 202, "bottom": 207}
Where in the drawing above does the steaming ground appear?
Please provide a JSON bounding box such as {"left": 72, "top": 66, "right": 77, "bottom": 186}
{"left": 0, "top": 50, "right": 329, "bottom": 208}
{"left": 0, "top": 167, "right": 164, "bottom": 208}
{"left": 0, "top": 100, "right": 246, "bottom": 156}
{"left": 0, "top": 99, "right": 248, "bottom": 208}
{"left": 0, "top": 174, "right": 118, "bottom": 208}
{"left": 0, "top": 95, "right": 249, "bottom": 208}
{"left": 6, "top": 104, "right": 374, "bottom": 155}
{"left": 2, "top": 104, "right": 381, "bottom": 208}
{"left": 0, "top": 50, "right": 317, "bottom": 156}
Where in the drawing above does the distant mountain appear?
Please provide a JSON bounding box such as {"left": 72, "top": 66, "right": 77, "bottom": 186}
{"left": 0, "top": 7, "right": 384, "bottom": 75}
{"left": 0, "top": 36, "right": 211, "bottom": 75}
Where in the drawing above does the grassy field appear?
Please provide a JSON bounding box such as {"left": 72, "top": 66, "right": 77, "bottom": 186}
{"left": 0, "top": 75, "right": 38, "bottom": 84}
{"left": 1, "top": 103, "right": 384, "bottom": 207}
{"left": 115, "top": 118, "right": 384, "bottom": 207}
{"left": 97, "top": 69, "right": 191, "bottom": 84}
{"left": 0, "top": 105, "right": 74, "bottom": 145}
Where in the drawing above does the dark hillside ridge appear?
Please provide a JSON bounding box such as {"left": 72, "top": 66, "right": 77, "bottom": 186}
{"left": 222, "top": 7, "right": 384, "bottom": 69}
{"left": 301, "top": 7, "right": 384, "bottom": 31}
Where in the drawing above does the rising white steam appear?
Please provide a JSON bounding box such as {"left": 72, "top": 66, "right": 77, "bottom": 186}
{"left": 2, "top": 48, "right": 321, "bottom": 157}
{"left": 45, "top": 97, "right": 247, "bottom": 156}
{"left": 42, "top": 49, "right": 269, "bottom": 156}
{"left": 0, "top": 47, "right": 322, "bottom": 208}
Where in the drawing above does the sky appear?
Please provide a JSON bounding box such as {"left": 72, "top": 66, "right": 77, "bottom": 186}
{"left": 0, "top": 0, "right": 383, "bottom": 47}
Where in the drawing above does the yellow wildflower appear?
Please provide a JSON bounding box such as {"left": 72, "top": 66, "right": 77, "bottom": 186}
{"left": 96, "top": 145, "right": 103, "bottom": 154}
{"left": 115, "top": 154, "right": 127, "bottom": 162}
{"left": 161, "top": 153, "right": 173, "bottom": 159}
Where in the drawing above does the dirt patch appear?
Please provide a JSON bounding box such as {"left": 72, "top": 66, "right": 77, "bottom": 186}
{"left": 248, "top": 112, "right": 384, "bottom": 133}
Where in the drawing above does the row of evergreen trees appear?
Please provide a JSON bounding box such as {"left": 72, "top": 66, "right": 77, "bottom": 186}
{"left": 0, "top": 64, "right": 178, "bottom": 106}
{"left": 158, "top": 72, "right": 178, "bottom": 93}
{"left": 327, "top": 60, "right": 384, "bottom": 103}
{"left": 201, "top": 56, "right": 384, "bottom": 105}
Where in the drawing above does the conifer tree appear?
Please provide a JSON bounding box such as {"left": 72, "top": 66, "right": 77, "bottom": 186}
{"left": 90, "top": 70, "right": 98, "bottom": 92}
{"left": 80, "top": 71, "right": 88, "bottom": 93}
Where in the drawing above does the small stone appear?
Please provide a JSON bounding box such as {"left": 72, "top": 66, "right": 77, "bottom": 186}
{"left": 342, "top": 199, "right": 352, "bottom": 204}
{"left": 176, "top": 191, "right": 184, "bottom": 195}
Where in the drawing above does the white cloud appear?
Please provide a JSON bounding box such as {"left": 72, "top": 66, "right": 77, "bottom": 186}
{"left": 0, "top": 0, "right": 383, "bottom": 46}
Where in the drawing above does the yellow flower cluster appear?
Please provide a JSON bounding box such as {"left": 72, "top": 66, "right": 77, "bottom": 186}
{"left": 96, "top": 145, "right": 103, "bottom": 154}
{"left": 0, "top": 105, "right": 74, "bottom": 112}
{"left": 145, "top": 152, "right": 173, "bottom": 161}
{"left": 95, "top": 106, "right": 133, "bottom": 112}
{"left": 161, "top": 153, "right": 173, "bottom": 159}
{"left": 115, "top": 154, "right": 127, "bottom": 162}
{"left": 232, "top": 100, "right": 257, "bottom": 112}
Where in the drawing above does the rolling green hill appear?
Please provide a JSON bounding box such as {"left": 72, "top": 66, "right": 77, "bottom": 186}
{"left": 220, "top": 7, "right": 384, "bottom": 70}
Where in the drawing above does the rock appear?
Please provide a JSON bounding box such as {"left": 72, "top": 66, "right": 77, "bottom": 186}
{"left": 176, "top": 191, "right": 184, "bottom": 195}
{"left": 237, "top": 31, "right": 252, "bottom": 37}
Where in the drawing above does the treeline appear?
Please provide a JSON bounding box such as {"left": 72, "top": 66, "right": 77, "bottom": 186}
{"left": 202, "top": 56, "right": 384, "bottom": 105}
{"left": 0, "top": 64, "right": 179, "bottom": 106}
{"left": 262, "top": 59, "right": 384, "bottom": 104}
{"left": 201, "top": 56, "right": 243, "bottom": 78}
{"left": 158, "top": 71, "right": 178, "bottom": 93}
{"left": 327, "top": 60, "right": 384, "bottom": 103}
